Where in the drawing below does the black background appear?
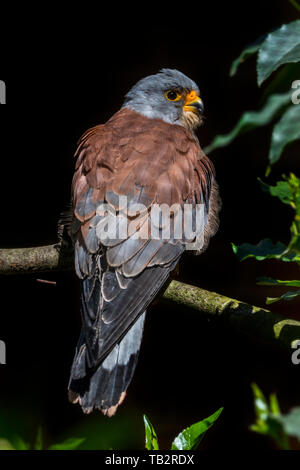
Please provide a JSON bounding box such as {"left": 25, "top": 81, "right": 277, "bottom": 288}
{"left": 0, "top": 1, "right": 299, "bottom": 450}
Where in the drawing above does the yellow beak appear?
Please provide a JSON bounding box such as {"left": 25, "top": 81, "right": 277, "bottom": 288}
{"left": 184, "top": 90, "right": 204, "bottom": 114}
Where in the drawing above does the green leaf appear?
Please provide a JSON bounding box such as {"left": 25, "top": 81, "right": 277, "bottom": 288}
{"left": 204, "top": 92, "right": 290, "bottom": 154}
{"left": 232, "top": 239, "right": 294, "bottom": 262}
{"left": 259, "top": 178, "right": 295, "bottom": 206}
{"left": 269, "top": 393, "right": 281, "bottom": 416}
{"left": 48, "top": 437, "right": 86, "bottom": 450}
{"left": 143, "top": 415, "right": 159, "bottom": 450}
{"left": 259, "top": 174, "right": 300, "bottom": 254}
{"left": 257, "top": 20, "right": 300, "bottom": 86}
{"left": 277, "top": 407, "right": 300, "bottom": 440}
{"left": 290, "top": 220, "right": 300, "bottom": 254}
{"left": 250, "top": 383, "right": 290, "bottom": 449}
{"left": 257, "top": 278, "right": 300, "bottom": 304}
{"left": 171, "top": 407, "right": 223, "bottom": 451}
{"left": 229, "top": 42, "right": 261, "bottom": 77}
{"left": 261, "top": 62, "right": 300, "bottom": 102}
{"left": 10, "top": 435, "right": 30, "bottom": 450}
{"left": 251, "top": 383, "right": 268, "bottom": 423}
{"left": 34, "top": 427, "right": 43, "bottom": 450}
{"left": 257, "top": 277, "right": 300, "bottom": 287}
{"left": 259, "top": 174, "right": 300, "bottom": 255}
{"left": 289, "top": 0, "right": 300, "bottom": 14}
{"left": 269, "top": 105, "right": 300, "bottom": 165}
{"left": 0, "top": 439, "right": 15, "bottom": 450}
{"left": 266, "top": 289, "right": 300, "bottom": 304}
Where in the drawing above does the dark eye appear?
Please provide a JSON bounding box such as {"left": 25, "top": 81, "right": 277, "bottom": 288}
{"left": 165, "top": 90, "right": 182, "bottom": 101}
{"left": 167, "top": 91, "right": 178, "bottom": 100}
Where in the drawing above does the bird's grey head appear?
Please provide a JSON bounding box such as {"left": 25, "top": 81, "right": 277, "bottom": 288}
{"left": 122, "top": 69, "right": 204, "bottom": 130}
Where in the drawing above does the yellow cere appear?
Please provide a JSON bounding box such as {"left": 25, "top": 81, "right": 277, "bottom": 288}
{"left": 185, "top": 90, "right": 199, "bottom": 105}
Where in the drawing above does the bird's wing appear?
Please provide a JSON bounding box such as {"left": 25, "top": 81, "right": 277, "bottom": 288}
{"left": 71, "top": 107, "right": 218, "bottom": 370}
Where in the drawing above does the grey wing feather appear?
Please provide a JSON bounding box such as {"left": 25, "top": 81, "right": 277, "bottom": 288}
{"left": 69, "top": 312, "right": 146, "bottom": 414}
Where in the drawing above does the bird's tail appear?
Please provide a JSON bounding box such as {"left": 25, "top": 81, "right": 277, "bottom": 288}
{"left": 68, "top": 312, "right": 146, "bottom": 416}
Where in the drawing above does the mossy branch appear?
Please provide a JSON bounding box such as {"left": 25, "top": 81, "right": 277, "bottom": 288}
{"left": 163, "top": 280, "right": 300, "bottom": 354}
{"left": 0, "top": 243, "right": 73, "bottom": 275}
{"left": 0, "top": 243, "right": 299, "bottom": 354}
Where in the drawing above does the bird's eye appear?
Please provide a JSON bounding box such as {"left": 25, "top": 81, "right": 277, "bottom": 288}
{"left": 165, "top": 90, "right": 181, "bottom": 101}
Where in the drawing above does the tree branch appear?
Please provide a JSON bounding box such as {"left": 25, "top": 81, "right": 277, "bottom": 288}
{"left": 0, "top": 243, "right": 73, "bottom": 275}
{"left": 0, "top": 243, "right": 299, "bottom": 354}
{"left": 163, "top": 280, "right": 300, "bottom": 355}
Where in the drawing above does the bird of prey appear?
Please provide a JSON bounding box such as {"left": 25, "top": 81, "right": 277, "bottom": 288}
{"left": 67, "top": 69, "right": 220, "bottom": 416}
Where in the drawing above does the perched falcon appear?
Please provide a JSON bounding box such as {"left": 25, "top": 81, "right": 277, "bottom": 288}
{"left": 68, "top": 69, "right": 220, "bottom": 416}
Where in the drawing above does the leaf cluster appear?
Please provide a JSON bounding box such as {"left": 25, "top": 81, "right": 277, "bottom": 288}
{"left": 206, "top": 20, "right": 300, "bottom": 170}
{"left": 250, "top": 383, "right": 300, "bottom": 449}
{"left": 143, "top": 408, "right": 223, "bottom": 450}
{"left": 206, "top": 17, "right": 300, "bottom": 305}
{"left": 0, "top": 428, "right": 85, "bottom": 451}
